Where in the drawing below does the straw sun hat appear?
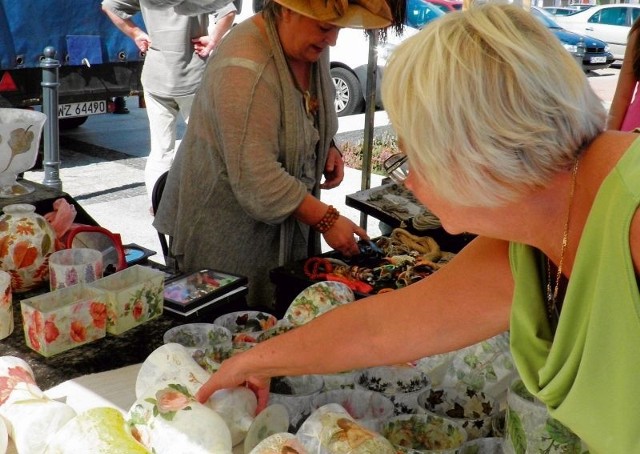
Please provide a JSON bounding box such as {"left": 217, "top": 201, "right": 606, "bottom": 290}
{"left": 274, "top": 0, "right": 393, "bottom": 29}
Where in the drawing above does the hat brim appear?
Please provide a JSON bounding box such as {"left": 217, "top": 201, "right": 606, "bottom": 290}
{"left": 277, "top": 2, "right": 392, "bottom": 29}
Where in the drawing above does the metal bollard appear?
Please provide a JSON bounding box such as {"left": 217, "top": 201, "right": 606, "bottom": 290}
{"left": 40, "top": 46, "right": 62, "bottom": 190}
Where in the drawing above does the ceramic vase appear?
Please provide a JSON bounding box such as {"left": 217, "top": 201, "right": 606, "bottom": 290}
{"left": 0, "top": 108, "right": 47, "bottom": 198}
{"left": 0, "top": 203, "right": 56, "bottom": 293}
{"left": 0, "top": 270, "right": 12, "bottom": 340}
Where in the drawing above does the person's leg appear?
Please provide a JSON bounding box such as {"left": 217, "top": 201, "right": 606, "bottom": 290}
{"left": 144, "top": 92, "right": 179, "bottom": 200}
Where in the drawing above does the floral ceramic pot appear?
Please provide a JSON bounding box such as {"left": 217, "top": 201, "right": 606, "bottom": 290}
{"left": 0, "top": 356, "right": 77, "bottom": 453}
{"left": 356, "top": 365, "right": 431, "bottom": 415}
{"left": 0, "top": 109, "right": 47, "bottom": 197}
{"left": 319, "top": 370, "right": 357, "bottom": 391}
{"left": 20, "top": 284, "right": 108, "bottom": 357}
{"left": 44, "top": 407, "right": 149, "bottom": 453}
{"left": 297, "top": 403, "right": 396, "bottom": 454}
{"left": 0, "top": 270, "right": 13, "bottom": 340}
{"left": 418, "top": 386, "right": 499, "bottom": 440}
{"left": 504, "top": 379, "right": 584, "bottom": 454}
{"left": 208, "top": 386, "right": 257, "bottom": 447}
{"left": 243, "top": 404, "right": 290, "bottom": 453}
{"left": 268, "top": 374, "right": 324, "bottom": 431}
{"left": 311, "top": 389, "right": 395, "bottom": 432}
{"left": 285, "top": 281, "right": 355, "bottom": 326}
{"left": 0, "top": 203, "right": 56, "bottom": 293}
{"left": 382, "top": 413, "right": 468, "bottom": 453}
{"left": 127, "top": 382, "right": 233, "bottom": 454}
{"left": 213, "top": 310, "right": 277, "bottom": 344}
{"left": 459, "top": 437, "right": 504, "bottom": 454}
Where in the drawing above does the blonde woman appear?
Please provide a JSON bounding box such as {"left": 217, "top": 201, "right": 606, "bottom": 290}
{"left": 197, "top": 5, "right": 639, "bottom": 452}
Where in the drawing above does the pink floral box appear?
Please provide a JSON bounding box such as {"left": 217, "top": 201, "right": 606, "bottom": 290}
{"left": 89, "top": 265, "right": 165, "bottom": 335}
{"left": 20, "top": 284, "right": 108, "bottom": 357}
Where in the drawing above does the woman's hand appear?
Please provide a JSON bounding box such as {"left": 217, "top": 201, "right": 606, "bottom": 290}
{"left": 323, "top": 215, "right": 369, "bottom": 256}
{"left": 321, "top": 147, "right": 345, "bottom": 189}
{"left": 133, "top": 30, "right": 151, "bottom": 53}
{"left": 195, "top": 358, "right": 272, "bottom": 413}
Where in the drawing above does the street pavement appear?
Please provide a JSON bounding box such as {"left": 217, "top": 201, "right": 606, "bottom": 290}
{"left": 22, "top": 67, "right": 620, "bottom": 263}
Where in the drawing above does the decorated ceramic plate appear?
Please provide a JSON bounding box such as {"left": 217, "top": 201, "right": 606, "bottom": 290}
{"left": 244, "top": 404, "right": 290, "bottom": 454}
{"left": 247, "top": 432, "right": 306, "bottom": 454}
{"left": 284, "top": 281, "right": 355, "bottom": 326}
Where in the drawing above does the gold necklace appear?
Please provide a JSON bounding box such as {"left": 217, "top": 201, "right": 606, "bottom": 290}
{"left": 546, "top": 157, "right": 580, "bottom": 327}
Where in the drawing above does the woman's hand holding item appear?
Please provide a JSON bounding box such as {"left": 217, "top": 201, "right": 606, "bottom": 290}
{"left": 323, "top": 215, "right": 369, "bottom": 257}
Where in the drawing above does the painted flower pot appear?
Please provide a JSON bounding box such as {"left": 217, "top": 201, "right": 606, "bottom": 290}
{"left": 0, "top": 203, "right": 56, "bottom": 293}
{"left": 20, "top": 284, "right": 108, "bottom": 357}
{"left": 0, "top": 270, "right": 13, "bottom": 340}
{"left": 89, "top": 264, "right": 164, "bottom": 335}
{"left": 297, "top": 403, "right": 396, "bottom": 454}
{"left": 163, "top": 322, "right": 233, "bottom": 368}
{"left": 0, "top": 109, "right": 47, "bottom": 198}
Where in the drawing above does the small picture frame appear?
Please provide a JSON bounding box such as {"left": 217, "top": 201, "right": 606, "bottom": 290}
{"left": 163, "top": 269, "right": 248, "bottom": 313}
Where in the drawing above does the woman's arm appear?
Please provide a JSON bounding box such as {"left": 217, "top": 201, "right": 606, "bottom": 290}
{"left": 102, "top": 6, "right": 150, "bottom": 52}
{"left": 196, "top": 236, "right": 514, "bottom": 407}
{"left": 608, "top": 29, "right": 639, "bottom": 130}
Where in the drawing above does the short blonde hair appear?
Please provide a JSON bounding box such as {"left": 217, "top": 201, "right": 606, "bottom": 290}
{"left": 382, "top": 3, "right": 606, "bottom": 207}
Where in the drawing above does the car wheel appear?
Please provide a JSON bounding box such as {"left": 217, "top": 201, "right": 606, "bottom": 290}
{"left": 331, "top": 67, "right": 364, "bottom": 117}
{"left": 59, "top": 116, "right": 88, "bottom": 130}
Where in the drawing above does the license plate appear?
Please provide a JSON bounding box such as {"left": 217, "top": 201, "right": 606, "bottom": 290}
{"left": 590, "top": 56, "right": 607, "bottom": 64}
{"left": 57, "top": 100, "right": 107, "bottom": 118}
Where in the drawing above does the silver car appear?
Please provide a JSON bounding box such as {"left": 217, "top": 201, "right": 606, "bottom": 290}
{"left": 555, "top": 4, "right": 640, "bottom": 60}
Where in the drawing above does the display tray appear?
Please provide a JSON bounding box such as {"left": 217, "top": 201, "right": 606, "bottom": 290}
{"left": 346, "top": 183, "right": 475, "bottom": 253}
{"left": 163, "top": 269, "right": 248, "bottom": 315}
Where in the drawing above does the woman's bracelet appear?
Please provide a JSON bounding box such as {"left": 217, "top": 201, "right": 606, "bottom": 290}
{"left": 313, "top": 205, "right": 340, "bottom": 233}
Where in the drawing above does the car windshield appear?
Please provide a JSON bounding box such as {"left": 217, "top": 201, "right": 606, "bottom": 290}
{"left": 531, "top": 7, "right": 563, "bottom": 29}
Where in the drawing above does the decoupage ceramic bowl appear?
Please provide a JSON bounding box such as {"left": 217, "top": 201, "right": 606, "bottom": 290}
{"left": 284, "top": 281, "right": 355, "bottom": 326}
{"left": 319, "top": 370, "right": 357, "bottom": 391}
{"left": 256, "top": 320, "right": 295, "bottom": 342}
{"left": 459, "top": 437, "right": 504, "bottom": 454}
{"left": 356, "top": 365, "right": 431, "bottom": 415}
{"left": 296, "top": 403, "right": 396, "bottom": 454}
{"left": 248, "top": 432, "right": 306, "bottom": 454}
{"left": 504, "top": 379, "right": 583, "bottom": 454}
{"left": 163, "top": 322, "right": 233, "bottom": 369}
{"left": 418, "top": 386, "right": 499, "bottom": 440}
{"left": 243, "top": 404, "right": 290, "bottom": 454}
{"left": 268, "top": 374, "right": 324, "bottom": 431}
{"left": 213, "top": 310, "right": 278, "bottom": 344}
{"left": 382, "top": 413, "right": 468, "bottom": 453}
{"left": 311, "top": 388, "right": 395, "bottom": 432}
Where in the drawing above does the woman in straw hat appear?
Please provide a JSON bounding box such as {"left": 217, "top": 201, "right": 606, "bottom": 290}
{"left": 154, "top": 0, "right": 392, "bottom": 308}
{"left": 196, "top": 4, "right": 640, "bottom": 451}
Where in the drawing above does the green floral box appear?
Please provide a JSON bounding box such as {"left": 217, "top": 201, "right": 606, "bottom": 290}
{"left": 20, "top": 284, "right": 108, "bottom": 357}
{"left": 90, "top": 265, "right": 165, "bottom": 335}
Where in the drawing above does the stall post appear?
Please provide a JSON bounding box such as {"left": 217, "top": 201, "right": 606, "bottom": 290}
{"left": 40, "top": 46, "right": 63, "bottom": 191}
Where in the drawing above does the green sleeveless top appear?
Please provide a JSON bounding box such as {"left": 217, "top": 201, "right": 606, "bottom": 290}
{"left": 509, "top": 138, "right": 640, "bottom": 453}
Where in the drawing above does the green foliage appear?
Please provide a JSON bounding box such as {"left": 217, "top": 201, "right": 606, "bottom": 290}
{"left": 340, "top": 132, "right": 399, "bottom": 175}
